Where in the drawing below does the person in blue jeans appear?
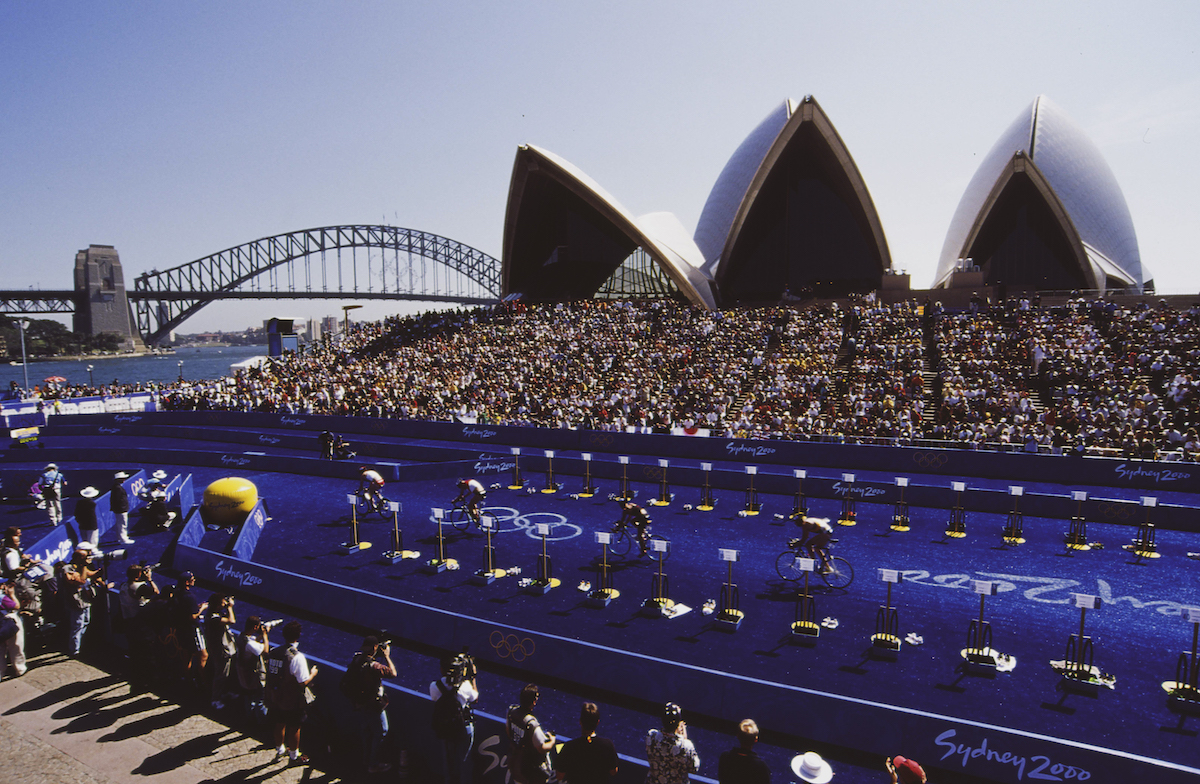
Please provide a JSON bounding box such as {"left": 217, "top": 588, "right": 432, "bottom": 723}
{"left": 58, "top": 543, "right": 107, "bottom": 656}
{"left": 431, "top": 652, "right": 479, "bottom": 784}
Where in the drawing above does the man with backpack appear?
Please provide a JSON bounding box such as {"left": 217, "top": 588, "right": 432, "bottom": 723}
{"left": 343, "top": 635, "right": 397, "bottom": 775}
{"left": 430, "top": 652, "right": 479, "bottom": 784}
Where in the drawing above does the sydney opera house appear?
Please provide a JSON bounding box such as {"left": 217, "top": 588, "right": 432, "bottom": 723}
{"left": 501, "top": 94, "right": 1148, "bottom": 306}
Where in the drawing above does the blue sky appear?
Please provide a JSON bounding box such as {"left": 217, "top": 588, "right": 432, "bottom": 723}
{"left": 3, "top": 2, "right": 1197, "bottom": 331}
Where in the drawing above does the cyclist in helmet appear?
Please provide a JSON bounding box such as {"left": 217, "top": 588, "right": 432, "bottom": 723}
{"left": 452, "top": 478, "right": 487, "bottom": 525}
{"left": 359, "top": 466, "right": 385, "bottom": 507}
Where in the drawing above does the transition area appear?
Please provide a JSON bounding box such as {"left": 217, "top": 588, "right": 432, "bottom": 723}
{"left": 6, "top": 410, "right": 1200, "bottom": 784}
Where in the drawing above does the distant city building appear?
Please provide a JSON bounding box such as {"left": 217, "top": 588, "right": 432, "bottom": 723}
{"left": 935, "top": 95, "right": 1148, "bottom": 294}
{"left": 321, "top": 316, "right": 339, "bottom": 336}
{"left": 72, "top": 244, "right": 142, "bottom": 350}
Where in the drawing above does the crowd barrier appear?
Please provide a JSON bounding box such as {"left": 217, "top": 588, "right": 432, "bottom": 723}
{"left": 56, "top": 411, "right": 1200, "bottom": 495}
{"left": 1, "top": 392, "right": 156, "bottom": 418}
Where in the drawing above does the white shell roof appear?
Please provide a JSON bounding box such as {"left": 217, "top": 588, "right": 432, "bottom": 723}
{"left": 693, "top": 100, "right": 794, "bottom": 278}
{"left": 937, "top": 96, "right": 1145, "bottom": 289}
{"left": 505, "top": 145, "right": 716, "bottom": 308}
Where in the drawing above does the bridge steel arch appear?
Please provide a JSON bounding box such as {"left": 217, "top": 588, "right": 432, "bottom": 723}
{"left": 131, "top": 225, "right": 501, "bottom": 345}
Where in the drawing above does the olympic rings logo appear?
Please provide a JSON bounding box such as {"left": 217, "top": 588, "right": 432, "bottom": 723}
{"left": 911, "top": 452, "right": 949, "bottom": 469}
{"left": 428, "top": 506, "right": 583, "bottom": 541}
{"left": 490, "top": 630, "right": 536, "bottom": 662}
{"left": 584, "top": 433, "right": 615, "bottom": 448}
{"left": 641, "top": 466, "right": 666, "bottom": 480}
{"left": 369, "top": 421, "right": 389, "bottom": 433}
{"left": 1096, "top": 502, "right": 1134, "bottom": 521}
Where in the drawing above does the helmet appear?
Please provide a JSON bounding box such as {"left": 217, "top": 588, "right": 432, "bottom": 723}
{"left": 458, "top": 479, "right": 469, "bottom": 487}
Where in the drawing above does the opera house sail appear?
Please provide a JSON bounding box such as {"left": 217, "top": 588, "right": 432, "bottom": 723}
{"left": 501, "top": 145, "right": 714, "bottom": 308}
{"left": 936, "top": 95, "right": 1149, "bottom": 294}
{"left": 694, "top": 96, "right": 892, "bottom": 303}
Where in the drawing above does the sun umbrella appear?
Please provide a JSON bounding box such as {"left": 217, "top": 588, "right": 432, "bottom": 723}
{"left": 44, "top": 376, "right": 67, "bottom": 384}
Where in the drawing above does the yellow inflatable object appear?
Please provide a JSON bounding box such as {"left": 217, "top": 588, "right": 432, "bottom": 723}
{"left": 201, "top": 477, "right": 258, "bottom": 526}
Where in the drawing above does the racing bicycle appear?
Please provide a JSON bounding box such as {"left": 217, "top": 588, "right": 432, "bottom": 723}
{"left": 354, "top": 487, "right": 391, "bottom": 519}
{"left": 446, "top": 500, "right": 485, "bottom": 532}
{"left": 607, "top": 520, "right": 669, "bottom": 561}
{"left": 775, "top": 538, "right": 854, "bottom": 589}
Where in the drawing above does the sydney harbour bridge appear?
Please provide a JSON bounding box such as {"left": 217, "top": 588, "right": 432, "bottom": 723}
{"left": 0, "top": 225, "right": 501, "bottom": 346}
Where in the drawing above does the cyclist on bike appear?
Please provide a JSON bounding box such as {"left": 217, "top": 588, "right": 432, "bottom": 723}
{"left": 792, "top": 515, "right": 834, "bottom": 573}
{"left": 359, "top": 466, "right": 385, "bottom": 508}
{"left": 453, "top": 478, "right": 487, "bottom": 524}
{"left": 614, "top": 500, "right": 652, "bottom": 555}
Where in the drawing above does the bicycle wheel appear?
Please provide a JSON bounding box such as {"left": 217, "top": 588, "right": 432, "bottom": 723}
{"left": 607, "top": 527, "right": 632, "bottom": 557}
{"left": 646, "top": 534, "right": 669, "bottom": 562}
{"left": 355, "top": 493, "right": 372, "bottom": 517}
{"left": 820, "top": 556, "right": 854, "bottom": 589}
{"left": 374, "top": 495, "right": 392, "bottom": 519}
{"left": 446, "top": 506, "right": 470, "bottom": 532}
{"left": 775, "top": 551, "right": 806, "bottom": 582}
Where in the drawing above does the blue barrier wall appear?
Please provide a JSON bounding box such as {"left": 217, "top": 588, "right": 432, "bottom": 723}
{"left": 54, "top": 411, "right": 1200, "bottom": 496}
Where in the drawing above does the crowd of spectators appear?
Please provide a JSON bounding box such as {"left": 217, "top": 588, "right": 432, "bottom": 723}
{"left": 20, "top": 295, "right": 1200, "bottom": 460}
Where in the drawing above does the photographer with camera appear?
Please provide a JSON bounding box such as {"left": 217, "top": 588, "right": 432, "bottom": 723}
{"left": 342, "top": 635, "right": 397, "bottom": 775}
{"left": 1, "top": 582, "right": 25, "bottom": 679}
{"left": 646, "top": 702, "right": 700, "bottom": 784}
{"left": 172, "top": 571, "right": 209, "bottom": 688}
{"left": 118, "top": 562, "right": 160, "bottom": 677}
{"left": 205, "top": 593, "right": 238, "bottom": 711}
{"left": 57, "top": 542, "right": 111, "bottom": 657}
{"left": 431, "top": 650, "right": 479, "bottom": 784}
{"left": 235, "top": 616, "right": 277, "bottom": 724}
{"left": 2, "top": 527, "right": 50, "bottom": 632}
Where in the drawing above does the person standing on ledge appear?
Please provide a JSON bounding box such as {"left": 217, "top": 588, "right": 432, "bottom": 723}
{"left": 76, "top": 486, "right": 100, "bottom": 548}
{"left": 110, "top": 472, "right": 134, "bottom": 544}
{"left": 267, "top": 620, "right": 317, "bottom": 766}
{"left": 718, "top": 719, "right": 770, "bottom": 784}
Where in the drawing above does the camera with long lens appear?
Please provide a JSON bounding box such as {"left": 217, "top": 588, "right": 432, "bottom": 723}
{"left": 446, "top": 647, "right": 476, "bottom": 688}
{"left": 101, "top": 548, "right": 130, "bottom": 567}
{"left": 261, "top": 619, "right": 284, "bottom": 630}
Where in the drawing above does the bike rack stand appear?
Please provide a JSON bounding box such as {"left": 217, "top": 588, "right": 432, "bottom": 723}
{"left": 616, "top": 456, "right": 633, "bottom": 501}
{"left": 423, "top": 507, "right": 456, "bottom": 574}
{"left": 382, "top": 501, "right": 417, "bottom": 564}
{"left": 791, "top": 469, "right": 808, "bottom": 520}
{"left": 713, "top": 548, "right": 743, "bottom": 632}
{"left": 962, "top": 580, "right": 1008, "bottom": 674}
{"left": 1002, "top": 486, "right": 1025, "bottom": 546}
{"left": 890, "top": 477, "right": 910, "bottom": 533}
{"left": 790, "top": 556, "right": 820, "bottom": 643}
{"left": 1163, "top": 607, "right": 1200, "bottom": 713}
{"left": 945, "top": 481, "right": 967, "bottom": 539}
{"left": 527, "top": 523, "right": 559, "bottom": 595}
{"left": 1124, "top": 496, "right": 1161, "bottom": 561}
{"left": 508, "top": 447, "right": 525, "bottom": 490}
{"left": 870, "top": 568, "right": 903, "bottom": 657}
{"left": 837, "top": 473, "right": 857, "bottom": 526}
{"left": 578, "top": 452, "right": 596, "bottom": 498}
{"left": 542, "top": 450, "right": 560, "bottom": 494}
{"left": 697, "top": 462, "right": 716, "bottom": 511}
{"left": 588, "top": 531, "right": 618, "bottom": 607}
{"left": 340, "top": 493, "right": 371, "bottom": 553}
{"left": 1053, "top": 593, "right": 1111, "bottom": 693}
{"left": 650, "top": 459, "right": 672, "bottom": 507}
{"left": 742, "top": 467, "right": 760, "bottom": 516}
{"left": 472, "top": 516, "right": 500, "bottom": 585}
{"left": 1064, "top": 491, "right": 1090, "bottom": 553}
{"left": 640, "top": 537, "right": 673, "bottom": 617}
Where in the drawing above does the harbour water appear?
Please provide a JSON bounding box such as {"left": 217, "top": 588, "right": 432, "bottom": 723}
{"left": 1, "top": 345, "right": 268, "bottom": 389}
